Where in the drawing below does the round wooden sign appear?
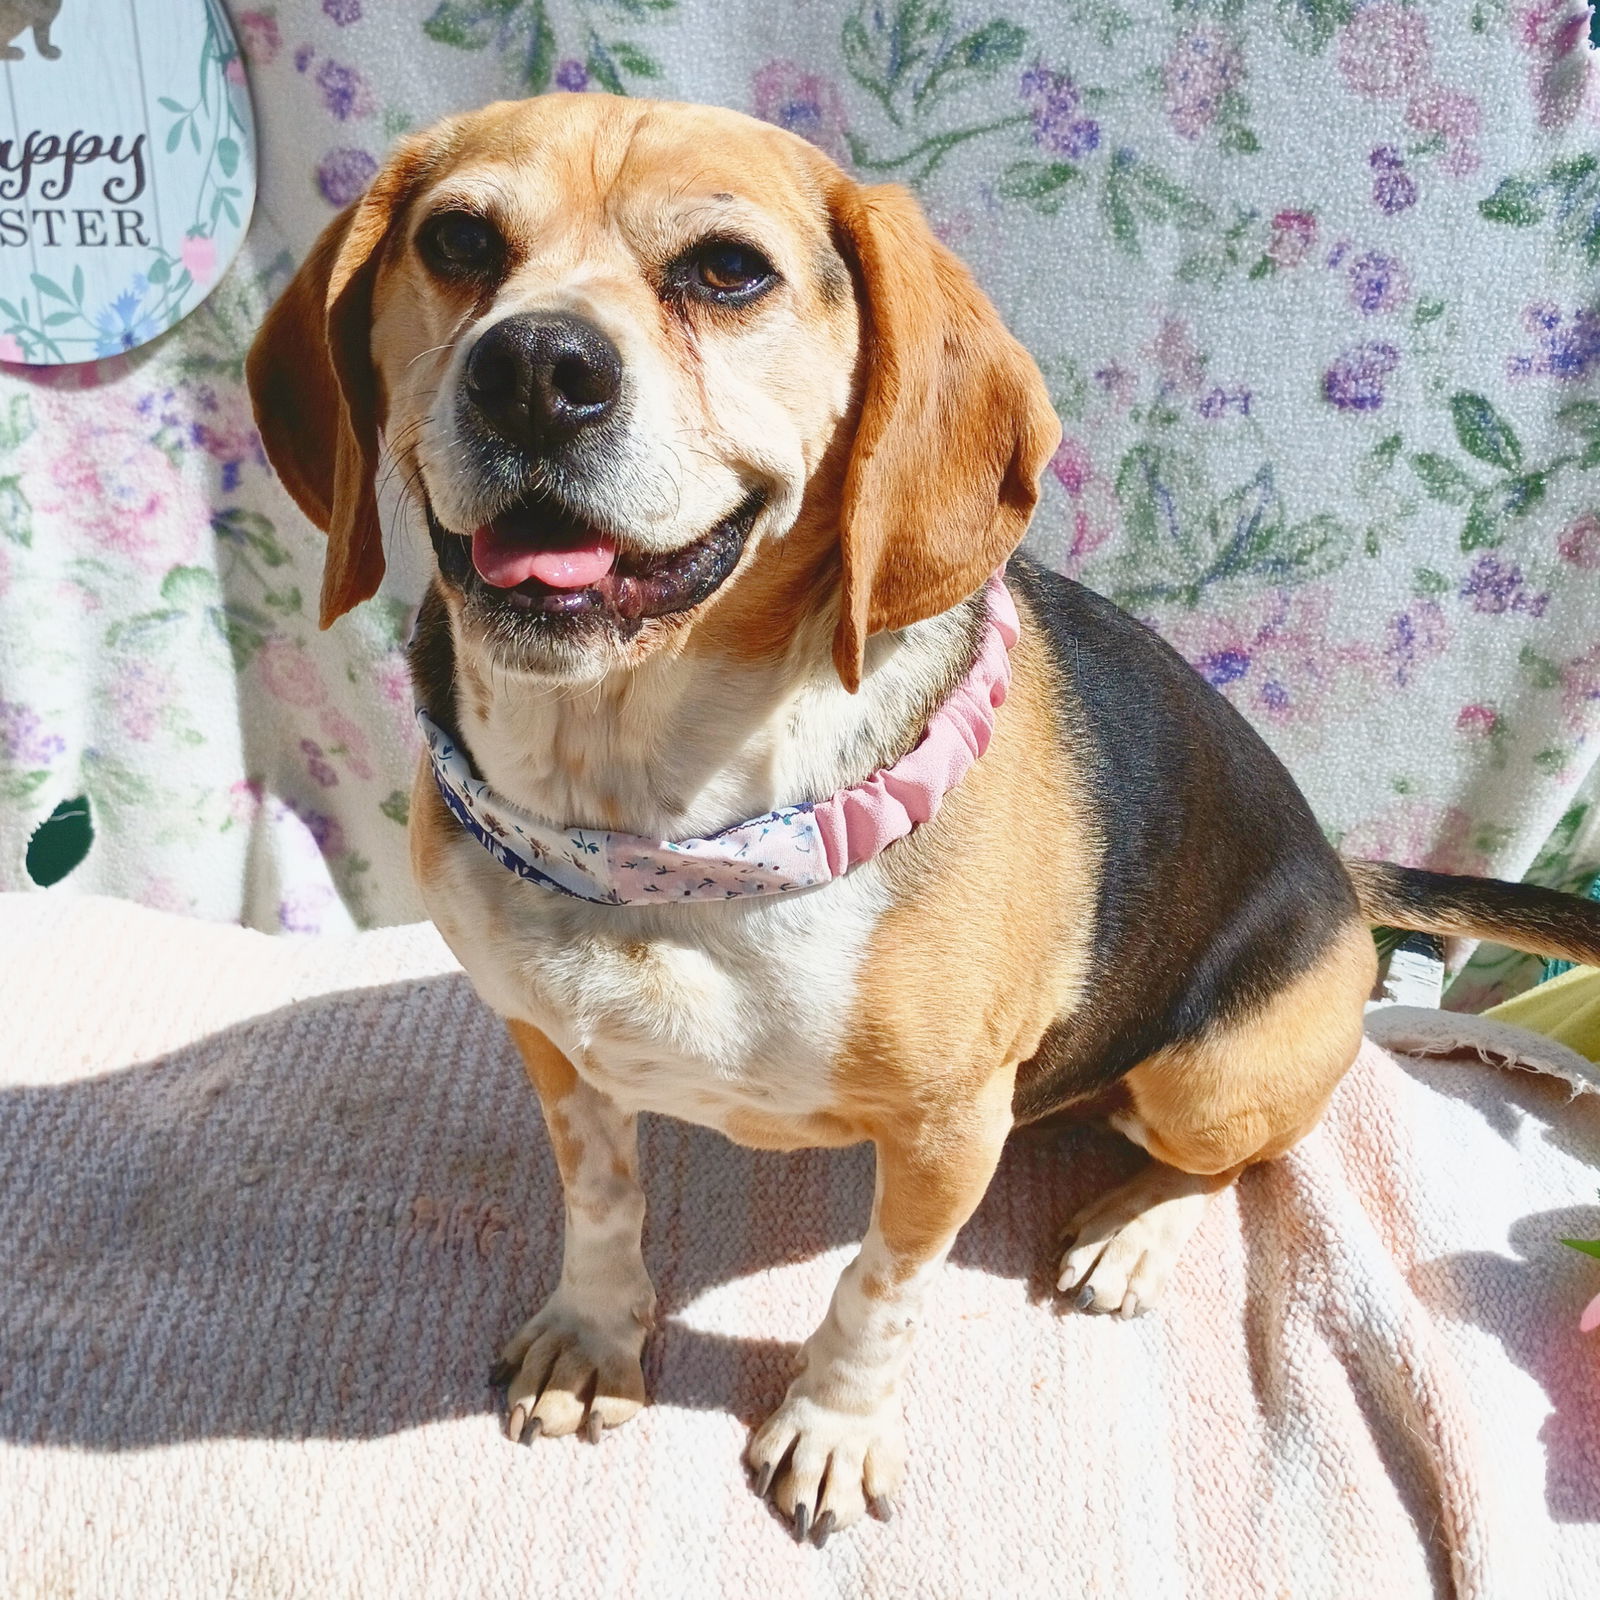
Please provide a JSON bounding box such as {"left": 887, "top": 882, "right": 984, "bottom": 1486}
{"left": 0, "top": 0, "right": 256, "bottom": 365}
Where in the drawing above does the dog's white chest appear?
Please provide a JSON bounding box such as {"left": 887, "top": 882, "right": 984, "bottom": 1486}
{"left": 423, "top": 811, "right": 888, "bottom": 1131}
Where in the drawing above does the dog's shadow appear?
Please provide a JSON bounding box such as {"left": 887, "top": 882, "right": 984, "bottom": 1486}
{"left": 0, "top": 973, "right": 1131, "bottom": 1452}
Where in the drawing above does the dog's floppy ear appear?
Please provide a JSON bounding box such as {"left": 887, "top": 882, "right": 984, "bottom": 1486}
{"left": 246, "top": 136, "right": 432, "bottom": 627}
{"left": 827, "top": 182, "right": 1060, "bottom": 690}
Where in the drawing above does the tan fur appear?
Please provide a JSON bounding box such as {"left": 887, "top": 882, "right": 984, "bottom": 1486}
{"left": 828, "top": 617, "right": 1100, "bottom": 1262}
{"left": 1119, "top": 917, "right": 1378, "bottom": 1174}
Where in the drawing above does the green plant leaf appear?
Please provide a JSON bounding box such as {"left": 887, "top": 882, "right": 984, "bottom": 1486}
{"left": 217, "top": 137, "right": 240, "bottom": 178}
{"left": 1479, "top": 176, "right": 1544, "bottom": 227}
{"left": 608, "top": 40, "right": 660, "bottom": 77}
{"left": 1461, "top": 488, "right": 1504, "bottom": 551}
{"left": 1410, "top": 452, "right": 1475, "bottom": 505}
{"left": 1450, "top": 392, "right": 1522, "bottom": 472}
{"left": 997, "top": 159, "right": 1080, "bottom": 212}
{"left": 29, "top": 273, "right": 71, "bottom": 305}
{"left": 0, "top": 474, "right": 32, "bottom": 546}
{"left": 1562, "top": 1239, "right": 1600, "bottom": 1260}
{"left": 147, "top": 256, "right": 171, "bottom": 285}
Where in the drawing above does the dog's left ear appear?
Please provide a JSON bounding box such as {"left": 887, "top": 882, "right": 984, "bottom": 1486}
{"left": 246, "top": 134, "right": 434, "bottom": 627}
{"left": 826, "top": 180, "right": 1060, "bottom": 690}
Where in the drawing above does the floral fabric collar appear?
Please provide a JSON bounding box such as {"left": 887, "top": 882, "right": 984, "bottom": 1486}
{"left": 416, "top": 574, "right": 1018, "bottom": 906}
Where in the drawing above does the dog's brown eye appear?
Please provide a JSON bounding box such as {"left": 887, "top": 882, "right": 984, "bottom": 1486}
{"left": 419, "top": 211, "right": 502, "bottom": 276}
{"left": 680, "top": 240, "right": 777, "bottom": 303}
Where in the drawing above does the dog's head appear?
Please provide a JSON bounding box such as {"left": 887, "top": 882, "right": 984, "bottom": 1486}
{"left": 246, "top": 96, "right": 1059, "bottom": 689}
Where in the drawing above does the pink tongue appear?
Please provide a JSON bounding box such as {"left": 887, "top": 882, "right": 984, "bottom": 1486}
{"left": 471, "top": 523, "right": 617, "bottom": 590}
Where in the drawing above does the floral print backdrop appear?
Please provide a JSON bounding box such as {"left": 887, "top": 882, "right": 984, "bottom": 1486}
{"left": 0, "top": 0, "right": 1596, "bottom": 1005}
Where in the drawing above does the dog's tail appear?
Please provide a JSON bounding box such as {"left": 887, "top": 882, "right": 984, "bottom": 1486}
{"left": 1345, "top": 859, "right": 1600, "bottom": 966}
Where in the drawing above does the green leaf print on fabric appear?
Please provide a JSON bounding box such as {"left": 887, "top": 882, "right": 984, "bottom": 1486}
{"left": 1479, "top": 154, "right": 1600, "bottom": 270}
{"left": 1097, "top": 446, "right": 1354, "bottom": 607}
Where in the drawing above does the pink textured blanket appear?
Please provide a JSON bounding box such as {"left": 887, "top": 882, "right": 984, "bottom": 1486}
{"left": 2, "top": 895, "right": 1599, "bottom": 1598}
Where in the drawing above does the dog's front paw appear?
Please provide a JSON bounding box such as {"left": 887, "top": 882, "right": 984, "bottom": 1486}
{"left": 746, "top": 1390, "right": 905, "bottom": 1543}
{"left": 492, "top": 1290, "right": 654, "bottom": 1442}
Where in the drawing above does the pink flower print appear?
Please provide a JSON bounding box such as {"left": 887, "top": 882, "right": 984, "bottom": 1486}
{"left": 1337, "top": 3, "right": 1431, "bottom": 100}
{"left": 1456, "top": 703, "right": 1499, "bottom": 737}
{"left": 180, "top": 234, "right": 217, "bottom": 285}
{"left": 1583, "top": 1292, "right": 1600, "bottom": 1335}
{"left": 226, "top": 779, "right": 264, "bottom": 825}
{"left": 1143, "top": 316, "right": 1206, "bottom": 395}
{"left": 225, "top": 56, "right": 246, "bottom": 86}
{"left": 1560, "top": 643, "right": 1600, "bottom": 735}
{"left": 318, "top": 705, "right": 375, "bottom": 781}
{"left": 1162, "top": 28, "right": 1243, "bottom": 141}
{"left": 1047, "top": 439, "right": 1118, "bottom": 574}
{"left": 0, "top": 334, "right": 24, "bottom": 363}
{"left": 1158, "top": 588, "right": 1376, "bottom": 730}
{"left": 237, "top": 10, "right": 281, "bottom": 67}
{"left": 256, "top": 639, "right": 328, "bottom": 709}
{"left": 1558, "top": 512, "right": 1600, "bottom": 569}
{"left": 1267, "top": 210, "right": 1317, "bottom": 268}
{"left": 29, "top": 399, "right": 205, "bottom": 571}
{"left": 1405, "top": 83, "right": 1482, "bottom": 177}
{"left": 1340, "top": 799, "right": 1492, "bottom": 875}
{"left": 1348, "top": 250, "right": 1411, "bottom": 315}
{"left": 753, "top": 60, "right": 851, "bottom": 166}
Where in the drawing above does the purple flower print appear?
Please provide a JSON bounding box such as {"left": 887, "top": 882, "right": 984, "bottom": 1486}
{"left": 317, "top": 147, "right": 377, "bottom": 207}
{"left": 1197, "top": 386, "right": 1252, "bottom": 419}
{"left": 1369, "top": 148, "right": 1418, "bottom": 214}
{"left": 555, "top": 59, "right": 589, "bottom": 92}
{"left": 1197, "top": 648, "right": 1250, "bottom": 687}
{"left": 323, "top": 0, "right": 362, "bottom": 23}
{"left": 289, "top": 803, "right": 346, "bottom": 857}
{"left": 1347, "top": 251, "right": 1410, "bottom": 314}
{"left": 1459, "top": 553, "right": 1550, "bottom": 616}
{"left": 1323, "top": 342, "right": 1400, "bottom": 411}
{"left": 279, "top": 886, "right": 334, "bottom": 934}
{"left": 1161, "top": 28, "right": 1242, "bottom": 142}
{"left": 294, "top": 44, "right": 315, "bottom": 73}
{"left": 301, "top": 739, "right": 339, "bottom": 788}
{"left": 0, "top": 699, "right": 65, "bottom": 765}
{"left": 316, "top": 59, "right": 373, "bottom": 121}
{"left": 1383, "top": 601, "right": 1450, "bottom": 686}
{"left": 1508, "top": 304, "right": 1600, "bottom": 382}
{"left": 1020, "top": 64, "right": 1101, "bottom": 159}
{"left": 753, "top": 60, "right": 851, "bottom": 165}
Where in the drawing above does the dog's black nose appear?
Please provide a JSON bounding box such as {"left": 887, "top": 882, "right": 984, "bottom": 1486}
{"left": 464, "top": 314, "right": 622, "bottom": 450}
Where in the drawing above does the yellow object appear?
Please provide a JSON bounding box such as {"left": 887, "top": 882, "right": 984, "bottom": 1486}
{"left": 1484, "top": 965, "right": 1600, "bottom": 1063}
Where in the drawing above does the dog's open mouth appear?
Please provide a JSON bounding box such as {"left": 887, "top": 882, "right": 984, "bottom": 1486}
{"left": 429, "top": 490, "right": 761, "bottom": 625}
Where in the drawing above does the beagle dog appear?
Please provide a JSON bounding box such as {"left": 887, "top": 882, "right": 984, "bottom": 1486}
{"left": 247, "top": 94, "right": 1600, "bottom": 1542}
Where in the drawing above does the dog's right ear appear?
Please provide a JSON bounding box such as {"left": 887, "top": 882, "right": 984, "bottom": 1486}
{"left": 246, "top": 135, "right": 433, "bottom": 627}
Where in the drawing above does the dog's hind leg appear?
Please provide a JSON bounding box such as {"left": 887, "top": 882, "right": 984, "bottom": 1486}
{"left": 1059, "top": 918, "right": 1376, "bottom": 1316}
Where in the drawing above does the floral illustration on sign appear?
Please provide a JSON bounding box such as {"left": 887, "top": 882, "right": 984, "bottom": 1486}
{"left": 0, "top": 0, "right": 252, "bottom": 362}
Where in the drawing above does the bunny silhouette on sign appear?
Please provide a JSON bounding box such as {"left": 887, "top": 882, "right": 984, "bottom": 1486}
{"left": 0, "top": 0, "right": 61, "bottom": 61}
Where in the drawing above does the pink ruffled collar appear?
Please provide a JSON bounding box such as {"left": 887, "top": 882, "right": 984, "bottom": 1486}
{"left": 416, "top": 573, "right": 1018, "bottom": 905}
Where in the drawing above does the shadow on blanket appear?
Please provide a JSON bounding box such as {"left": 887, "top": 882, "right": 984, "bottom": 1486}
{"left": 0, "top": 973, "right": 1141, "bottom": 1453}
